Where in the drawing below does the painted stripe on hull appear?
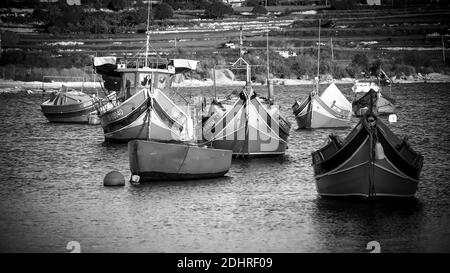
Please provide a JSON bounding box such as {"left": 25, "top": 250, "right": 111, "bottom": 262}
{"left": 135, "top": 170, "right": 229, "bottom": 182}
{"left": 104, "top": 104, "right": 186, "bottom": 142}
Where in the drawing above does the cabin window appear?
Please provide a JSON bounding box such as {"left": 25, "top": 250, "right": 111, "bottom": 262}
{"left": 138, "top": 73, "right": 152, "bottom": 87}
{"left": 123, "top": 73, "right": 136, "bottom": 98}
{"left": 154, "top": 73, "right": 171, "bottom": 90}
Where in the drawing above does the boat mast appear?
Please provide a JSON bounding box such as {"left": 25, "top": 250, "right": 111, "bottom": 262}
{"left": 316, "top": 19, "right": 321, "bottom": 93}
{"left": 266, "top": 24, "right": 274, "bottom": 103}
{"left": 266, "top": 25, "right": 270, "bottom": 84}
{"left": 144, "top": 1, "right": 151, "bottom": 68}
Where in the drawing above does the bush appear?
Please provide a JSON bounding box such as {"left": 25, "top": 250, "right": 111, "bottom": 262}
{"left": 393, "top": 65, "right": 416, "bottom": 77}
{"left": 332, "top": 63, "right": 350, "bottom": 79}
{"left": 351, "top": 54, "right": 369, "bottom": 71}
{"left": 290, "top": 54, "right": 316, "bottom": 77}
{"left": 417, "top": 66, "right": 435, "bottom": 74}
{"left": 153, "top": 3, "right": 174, "bottom": 20}
{"left": 253, "top": 5, "right": 267, "bottom": 15}
{"left": 245, "top": 0, "right": 260, "bottom": 7}
{"left": 204, "top": 1, "right": 233, "bottom": 19}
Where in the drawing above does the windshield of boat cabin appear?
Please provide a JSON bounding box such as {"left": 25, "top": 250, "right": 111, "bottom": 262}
{"left": 123, "top": 73, "right": 136, "bottom": 99}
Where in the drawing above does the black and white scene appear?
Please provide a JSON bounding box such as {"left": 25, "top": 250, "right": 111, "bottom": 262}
{"left": 0, "top": 0, "right": 449, "bottom": 254}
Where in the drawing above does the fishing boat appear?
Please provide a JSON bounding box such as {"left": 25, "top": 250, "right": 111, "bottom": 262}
{"left": 128, "top": 140, "right": 232, "bottom": 182}
{"left": 292, "top": 22, "right": 351, "bottom": 129}
{"left": 203, "top": 85, "right": 291, "bottom": 157}
{"left": 292, "top": 82, "right": 352, "bottom": 129}
{"left": 352, "top": 69, "right": 391, "bottom": 93}
{"left": 93, "top": 3, "right": 198, "bottom": 143}
{"left": 40, "top": 85, "right": 116, "bottom": 123}
{"left": 311, "top": 103, "right": 423, "bottom": 198}
{"left": 352, "top": 88, "right": 396, "bottom": 116}
{"left": 94, "top": 57, "right": 197, "bottom": 142}
{"left": 202, "top": 29, "right": 291, "bottom": 157}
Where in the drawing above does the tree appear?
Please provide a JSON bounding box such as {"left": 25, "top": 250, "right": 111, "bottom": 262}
{"left": 245, "top": 0, "right": 260, "bottom": 7}
{"left": 107, "top": 0, "right": 130, "bottom": 11}
{"left": 204, "top": 1, "right": 233, "bottom": 19}
{"left": 252, "top": 5, "right": 267, "bottom": 15}
{"left": 153, "top": 3, "right": 174, "bottom": 20}
{"left": 351, "top": 54, "right": 369, "bottom": 71}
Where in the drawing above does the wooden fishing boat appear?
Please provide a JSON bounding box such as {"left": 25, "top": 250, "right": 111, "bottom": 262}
{"left": 128, "top": 140, "right": 232, "bottom": 182}
{"left": 311, "top": 108, "right": 423, "bottom": 198}
{"left": 94, "top": 58, "right": 196, "bottom": 142}
{"left": 292, "top": 83, "right": 352, "bottom": 129}
{"left": 202, "top": 27, "right": 290, "bottom": 157}
{"left": 94, "top": 56, "right": 198, "bottom": 143}
{"left": 203, "top": 87, "right": 291, "bottom": 157}
{"left": 352, "top": 89, "right": 396, "bottom": 116}
{"left": 40, "top": 86, "right": 116, "bottom": 123}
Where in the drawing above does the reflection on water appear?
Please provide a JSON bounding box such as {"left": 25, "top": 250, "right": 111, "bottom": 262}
{"left": 0, "top": 83, "right": 449, "bottom": 252}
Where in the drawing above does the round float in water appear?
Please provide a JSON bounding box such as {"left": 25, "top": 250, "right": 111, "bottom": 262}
{"left": 103, "top": 171, "right": 125, "bottom": 186}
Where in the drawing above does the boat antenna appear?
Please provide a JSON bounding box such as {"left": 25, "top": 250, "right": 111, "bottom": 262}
{"left": 316, "top": 19, "right": 321, "bottom": 94}
{"left": 239, "top": 27, "right": 243, "bottom": 61}
{"left": 144, "top": 1, "right": 151, "bottom": 68}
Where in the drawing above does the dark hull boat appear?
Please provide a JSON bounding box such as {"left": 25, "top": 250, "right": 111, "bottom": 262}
{"left": 353, "top": 89, "right": 396, "bottom": 116}
{"left": 128, "top": 140, "right": 232, "bottom": 182}
{"left": 312, "top": 112, "right": 423, "bottom": 198}
{"left": 293, "top": 83, "right": 352, "bottom": 129}
{"left": 203, "top": 89, "right": 291, "bottom": 157}
{"left": 40, "top": 88, "right": 116, "bottom": 123}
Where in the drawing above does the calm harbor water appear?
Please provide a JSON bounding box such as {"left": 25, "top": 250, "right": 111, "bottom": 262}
{"left": 0, "top": 83, "right": 449, "bottom": 253}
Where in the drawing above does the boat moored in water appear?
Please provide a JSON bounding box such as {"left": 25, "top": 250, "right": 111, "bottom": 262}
{"left": 128, "top": 140, "right": 232, "bottom": 182}
{"left": 40, "top": 85, "right": 116, "bottom": 123}
{"left": 94, "top": 57, "right": 198, "bottom": 142}
{"left": 352, "top": 88, "right": 396, "bottom": 116}
{"left": 292, "top": 82, "right": 352, "bottom": 129}
{"left": 311, "top": 108, "right": 423, "bottom": 198}
{"left": 203, "top": 86, "right": 291, "bottom": 157}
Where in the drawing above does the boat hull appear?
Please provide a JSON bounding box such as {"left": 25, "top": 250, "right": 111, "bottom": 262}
{"left": 315, "top": 141, "right": 418, "bottom": 197}
{"left": 128, "top": 140, "right": 232, "bottom": 182}
{"left": 353, "top": 90, "right": 395, "bottom": 116}
{"left": 41, "top": 106, "right": 95, "bottom": 123}
{"left": 294, "top": 95, "right": 351, "bottom": 129}
{"left": 312, "top": 114, "right": 423, "bottom": 198}
{"left": 204, "top": 94, "right": 291, "bottom": 157}
{"left": 41, "top": 91, "right": 116, "bottom": 124}
{"left": 100, "top": 88, "right": 189, "bottom": 143}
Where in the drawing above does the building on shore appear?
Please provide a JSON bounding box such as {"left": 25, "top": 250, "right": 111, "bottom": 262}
{"left": 223, "top": 0, "right": 246, "bottom": 7}
{"left": 39, "top": 0, "right": 81, "bottom": 5}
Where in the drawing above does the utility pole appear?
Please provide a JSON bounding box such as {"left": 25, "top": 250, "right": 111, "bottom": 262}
{"left": 330, "top": 36, "right": 334, "bottom": 62}
{"left": 442, "top": 36, "right": 446, "bottom": 63}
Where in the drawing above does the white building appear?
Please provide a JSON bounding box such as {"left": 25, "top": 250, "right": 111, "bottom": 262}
{"left": 223, "top": 0, "right": 246, "bottom": 7}
{"left": 39, "top": 0, "right": 81, "bottom": 5}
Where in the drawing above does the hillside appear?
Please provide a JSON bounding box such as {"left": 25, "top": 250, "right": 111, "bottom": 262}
{"left": 1, "top": 5, "right": 449, "bottom": 82}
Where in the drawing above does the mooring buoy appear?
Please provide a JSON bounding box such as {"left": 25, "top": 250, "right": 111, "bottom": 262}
{"left": 103, "top": 171, "right": 125, "bottom": 186}
{"left": 88, "top": 112, "right": 100, "bottom": 125}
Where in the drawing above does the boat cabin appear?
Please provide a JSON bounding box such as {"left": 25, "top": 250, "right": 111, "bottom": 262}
{"left": 116, "top": 65, "right": 175, "bottom": 101}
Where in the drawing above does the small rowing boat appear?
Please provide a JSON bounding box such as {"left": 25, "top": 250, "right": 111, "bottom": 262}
{"left": 128, "top": 140, "right": 232, "bottom": 182}
{"left": 40, "top": 86, "right": 116, "bottom": 123}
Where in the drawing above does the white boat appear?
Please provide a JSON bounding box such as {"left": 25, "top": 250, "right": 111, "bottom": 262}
{"left": 292, "top": 83, "right": 352, "bottom": 129}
